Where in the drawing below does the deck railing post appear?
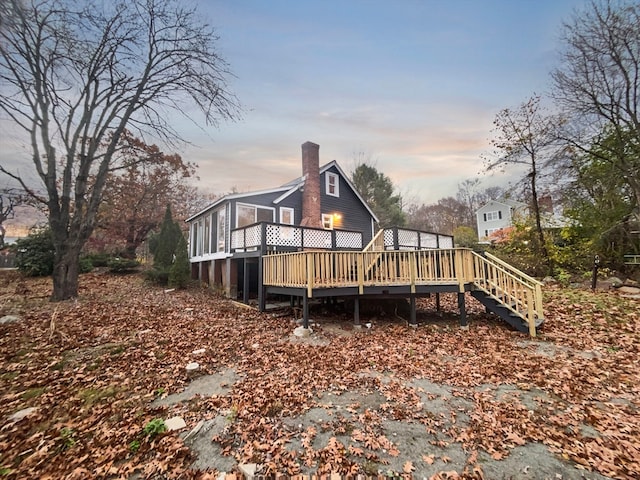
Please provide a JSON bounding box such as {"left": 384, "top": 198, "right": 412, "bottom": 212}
{"left": 357, "top": 254, "right": 364, "bottom": 295}
{"left": 527, "top": 289, "right": 536, "bottom": 337}
{"left": 409, "top": 251, "right": 416, "bottom": 294}
{"left": 307, "top": 253, "right": 315, "bottom": 298}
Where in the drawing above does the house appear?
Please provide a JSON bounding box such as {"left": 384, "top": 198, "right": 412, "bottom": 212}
{"left": 476, "top": 198, "right": 527, "bottom": 241}
{"left": 186, "top": 141, "right": 380, "bottom": 299}
{"left": 185, "top": 143, "right": 545, "bottom": 336}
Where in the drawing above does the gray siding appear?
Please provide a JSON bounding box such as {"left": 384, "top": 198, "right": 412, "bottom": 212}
{"left": 320, "top": 166, "right": 373, "bottom": 244}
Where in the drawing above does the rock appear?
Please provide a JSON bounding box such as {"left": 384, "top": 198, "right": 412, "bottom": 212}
{"left": 191, "top": 348, "right": 206, "bottom": 355}
{"left": 293, "top": 326, "right": 312, "bottom": 337}
{"left": 238, "top": 463, "right": 258, "bottom": 480}
{"left": 165, "top": 416, "right": 186, "bottom": 431}
{"left": 623, "top": 278, "right": 638, "bottom": 286}
{"left": 0, "top": 315, "right": 20, "bottom": 325}
{"left": 606, "top": 277, "right": 624, "bottom": 288}
{"left": 186, "top": 362, "right": 200, "bottom": 372}
{"left": 542, "top": 276, "right": 556, "bottom": 284}
{"left": 8, "top": 407, "right": 38, "bottom": 423}
{"left": 618, "top": 285, "right": 640, "bottom": 294}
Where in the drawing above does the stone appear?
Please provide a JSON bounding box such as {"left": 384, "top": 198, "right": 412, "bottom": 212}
{"left": 606, "top": 277, "right": 623, "bottom": 288}
{"left": 186, "top": 362, "right": 200, "bottom": 372}
{"left": 238, "top": 463, "right": 258, "bottom": 480}
{"left": 8, "top": 407, "right": 38, "bottom": 423}
{"left": 618, "top": 285, "right": 640, "bottom": 294}
{"left": 191, "top": 348, "right": 206, "bottom": 355}
{"left": 165, "top": 416, "right": 186, "bottom": 431}
{"left": 0, "top": 315, "right": 20, "bottom": 325}
{"left": 542, "top": 276, "right": 556, "bottom": 284}
{"left": 293, "top": 326, "right": 312, "bottom": 337}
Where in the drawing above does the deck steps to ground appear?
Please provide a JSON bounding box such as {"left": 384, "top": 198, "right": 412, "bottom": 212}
{"left": 470, "top": 289, "right": 544, "bottom": 333}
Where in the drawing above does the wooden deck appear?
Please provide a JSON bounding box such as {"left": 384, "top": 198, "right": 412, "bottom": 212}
{"left": 262, "top": 247, "right": 544, "bottom": 337}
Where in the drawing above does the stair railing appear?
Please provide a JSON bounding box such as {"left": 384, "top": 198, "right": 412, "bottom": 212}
{"left": 470, "top": 251, "right": 543, "bottom": 337}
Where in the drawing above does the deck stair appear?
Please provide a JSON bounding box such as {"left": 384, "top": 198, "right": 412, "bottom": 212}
{"left": 468, "top": 251, "right": 545, "bottom": 335}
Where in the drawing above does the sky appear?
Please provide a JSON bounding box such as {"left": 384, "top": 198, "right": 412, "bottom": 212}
{"left": 0, "top": 0, "right": 590, "bottom": 206}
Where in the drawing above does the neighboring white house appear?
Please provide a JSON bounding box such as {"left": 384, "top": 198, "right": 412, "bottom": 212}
{"left": 476, "top": 199, "right": 527, "bottom": 241}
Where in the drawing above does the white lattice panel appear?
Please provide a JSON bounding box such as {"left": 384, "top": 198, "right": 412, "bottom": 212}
{"left": 304, "top": 229, "right": 332, "bottom": 248}
{"left": 231, "top": 230, "right": 243, "bottom": 249}
{"left": 335, "top": 231, "right": 362, "bottom": 249}
{"left": 438, "top": 235, "right": 454, "bottom": 248}
{"left": 244, "top": 225, "right": 261, "bottom": 247}
{"left": 384, "top": 229, "right": 394, "bottom": 247}
{"left": 266, "top": 224, "right": 302, "bottom": 247}
{"left": 398, "top": 229, "right": 419, "bottom": 247}
{"left": 420, "top": 232, "right": 438, "bottom": 248}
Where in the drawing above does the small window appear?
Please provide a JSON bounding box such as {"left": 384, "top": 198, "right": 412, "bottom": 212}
{"left": 484, "top": 211, "right": 501, "bottom": 221}
{"left": 326, "top": 172, "right": 339, "bottom": 197}
{"left": 280, "top": 207, "right": 294, "bottom": 225}
{"left": 322, "top": 213, "right": 334, "bottom": 230}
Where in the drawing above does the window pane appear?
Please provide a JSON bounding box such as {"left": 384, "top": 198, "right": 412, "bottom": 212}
{"left": 257, "top": 207, "right": 273, "bottom": 223}
{"left": 217, "top": 209, "right": 226, "bottom": 252}
{"left": 237, "top": 205, "right": 255, "bottom": 228}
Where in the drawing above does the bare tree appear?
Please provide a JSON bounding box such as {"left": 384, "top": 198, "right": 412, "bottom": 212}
{"left": 0, "top": 188, "right": 27, "bottom": 249}
{"left": 551, "top": 0, "right": 640, "bottom": 219}
{"left": 0, "top": 0, "right": 239, "bottom": 300}
{"left": 483, "top": 95, "right": 563, "bottom": 267}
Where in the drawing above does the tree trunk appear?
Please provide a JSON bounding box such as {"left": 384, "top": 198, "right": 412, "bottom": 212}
{"left": 51, "top": 245, "right": 81, "bottom": 301}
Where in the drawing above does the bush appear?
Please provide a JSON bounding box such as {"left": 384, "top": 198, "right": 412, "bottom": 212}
{"left": 107, "top": 257, "right": 140, "bottom": 273}
{"left": 12, "top": 229, "right": 54, "bottom": 277}
{"left": 83, "top": 252, "right": 111, "bottom": 267}
{"left": 79, "top": 256, "right": 94, "bottom": 274}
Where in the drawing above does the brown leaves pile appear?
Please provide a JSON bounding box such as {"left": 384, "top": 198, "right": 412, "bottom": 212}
{"left": 0, "top": 271, "right": 639, "bottom": 478}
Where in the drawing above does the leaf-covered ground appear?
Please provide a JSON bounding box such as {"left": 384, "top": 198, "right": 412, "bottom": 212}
{"left": 0, "top": 270, "right": 638, "bottom": 479}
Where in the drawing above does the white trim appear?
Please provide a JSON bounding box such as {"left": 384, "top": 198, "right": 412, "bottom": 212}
{"left": 325, "top": 171, "right": 339, "bottom": 197}
{"left": 273, "top": 185, "right": 300, "bottom": 204}
{"left": 279, "top": 207, "right": 295, "bottom": 225}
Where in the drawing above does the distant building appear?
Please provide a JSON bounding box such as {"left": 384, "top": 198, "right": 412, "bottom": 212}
{"left": 476, "top": 198, "right": 526, "bottom": 242}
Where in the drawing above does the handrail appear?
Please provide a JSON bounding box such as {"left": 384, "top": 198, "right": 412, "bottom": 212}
{"left": 470, "top": 251, "right": 543, "bottom": 337}
{"left": 362, "top": 229, "right": 385, "bottom": 252}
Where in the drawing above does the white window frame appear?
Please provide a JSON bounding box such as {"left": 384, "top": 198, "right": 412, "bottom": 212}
{"left": 326, "top": 172, "right": 339, "bottom": 197}
{"left": 236, "top": 203, "right": 275, "bottom": 228}
{"left": 485, "top": 227, "right": 502, "bottom": 237}
{"left": 485, "top": 210, "right": 501, "bottom": 221}
{"left": 279, "top": 207, "right": 294, "bottom": 225}
{"left": 322, "top": 213, "right": 334, "bottom": 230}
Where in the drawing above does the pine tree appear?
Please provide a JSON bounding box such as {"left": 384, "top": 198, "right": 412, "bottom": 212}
{"left": 148, "top": 205, "right": 183, "bottom": 285}
{"left": 169, "top": 233, "right": 190, "bottom": 288}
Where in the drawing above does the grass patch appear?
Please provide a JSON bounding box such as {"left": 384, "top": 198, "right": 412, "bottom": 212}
{"left": 0, "top": 372, "right": 19, "bottom": 381}
{"left": 77, "top": 386, "right": 119, "bottom": 407}
{"left": 22, "top": 387, "right": 45, "bottom": 400}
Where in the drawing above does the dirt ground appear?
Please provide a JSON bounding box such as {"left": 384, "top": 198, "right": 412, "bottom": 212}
{"left": 1, "top": 271, "right": 639, "bottom": 479}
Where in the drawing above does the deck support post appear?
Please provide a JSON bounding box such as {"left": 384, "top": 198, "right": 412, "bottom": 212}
{"left": 243, "top": 259, "right": 250, "bottom": 304}
{"left": 303, "top": 293, "right": 310, "bottom": 329}
{"left": 435, "top": 293, "right": 441, "bottom": 312}
{"left": 409, "top": 295, "right": 417, "bottom": 326}
{"left": 353, "top": 297, "right": 360, "bottom": 327}
{"left": 258, "top": 257, "right": 265, "bottom": 312}
{"left": 458, "top": 292, "right": 468, "bottom": 328}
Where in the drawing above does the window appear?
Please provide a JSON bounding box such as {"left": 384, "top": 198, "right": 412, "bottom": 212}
{"left": 280, "top": 207, "right": 294, "bottom": 225}
{"left": 326, "top": 172, "right": 339, "bottom": 197}
{"left": 483, "top": 210, "right": 502, "bottom": 222}
{"left": 485, "top": 228, "right": 501, "bottom": 237}
{"left": 217, "top": 208, "right": 226, "bottom": 252}
{"left": 191, "top": 222, "right": 199, "bottom": 257}
{"left": 322, "top": 213, "right": 334, "bottom": 230}
{"left": 203, "top": 215, "right": 210, "bottom": 254}
{"left": 236, "top": 203, "right": 275, "bottom": 228}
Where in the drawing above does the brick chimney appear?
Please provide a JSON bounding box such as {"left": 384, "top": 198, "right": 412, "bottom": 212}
{"left": 300, "top": 141, "right": 322, "bottom": 228}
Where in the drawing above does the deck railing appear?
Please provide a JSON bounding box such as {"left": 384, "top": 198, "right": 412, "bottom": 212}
{"left": 262, "top": 248, "right": 543, "bottom": 336}
{"left": 231, "top": 222, "right": 364, "bottom": 253}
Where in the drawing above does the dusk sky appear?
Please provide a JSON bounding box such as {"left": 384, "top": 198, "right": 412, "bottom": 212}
{"left": 0, "top": 0, "right": 590, "bottom": 206}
